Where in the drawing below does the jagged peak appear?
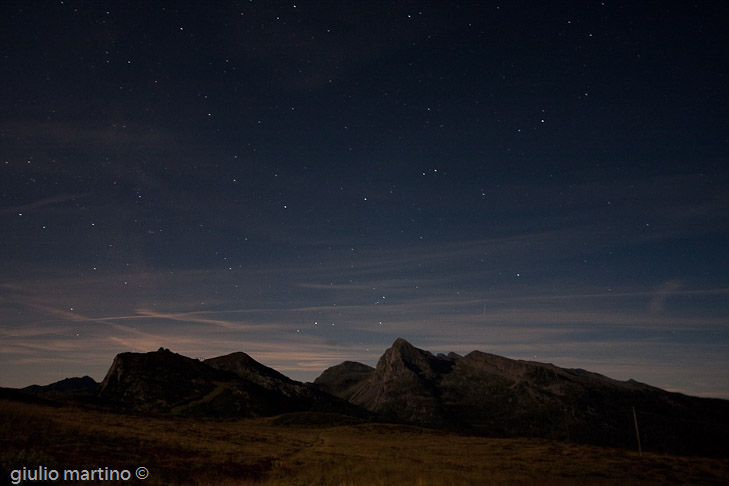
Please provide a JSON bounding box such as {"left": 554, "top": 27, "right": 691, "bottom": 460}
{"left": 391, "top": 337, "right": 415, "bottom": 349}
{"left": 383, "top": 338, "right": 430, "bottom": 361}
{"left": 377, "top": 338, "right": 456, "bottom": 379}
{"left": 388, "top": 339, "right": 462, "bottom": 361}
{"left": 387, "top": 338, "right": 432, "bottom": 358}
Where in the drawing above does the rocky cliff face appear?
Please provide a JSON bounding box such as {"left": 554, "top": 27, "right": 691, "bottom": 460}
{"left": 345, "top": 338, "right": 459, "bottom": 426}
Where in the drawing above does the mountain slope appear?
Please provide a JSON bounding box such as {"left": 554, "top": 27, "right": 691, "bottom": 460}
{"left": 96, "top": 347, "right": 365, "bottom": 419}
{"left": 204, "top": 351, "right": 367, "bottom": 416}
{"left": 97, "top": 348, "right": 224, "bottom": 413}
{"left": 39, "top": 340, "right": 729, "bottom": 457}
{"left": 312, "top": 361, "right": 374, "bottom": 401}
{"left": 316, "top": 338, "right": 729, "bottom": 456}
{"left": 22, "top": 376, "right": 98, "bottom": 398}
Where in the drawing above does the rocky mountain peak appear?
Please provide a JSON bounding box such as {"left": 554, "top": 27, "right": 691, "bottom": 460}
{"left": 376, "top": 338, "right": 457, "bottom": 380}
{"left": 97, "top": 349, "right": 220, "bottom": 410}
{"left": 329, "top": 339, "right": 462, "bottom": 426}
{"left": 94, "top": 347, "right": 368, "bottom": 419}
{"left": 381, "top": 337, "right": 427, "bottom": 365}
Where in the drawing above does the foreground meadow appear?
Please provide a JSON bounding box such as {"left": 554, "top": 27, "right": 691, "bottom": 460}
{"left": 1, "top": 397, "right": 728, "bottom": 486}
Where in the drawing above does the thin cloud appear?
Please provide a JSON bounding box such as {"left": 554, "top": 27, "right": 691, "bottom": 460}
{"left": 3, "top": 193, "right": 90, "bottom": 213}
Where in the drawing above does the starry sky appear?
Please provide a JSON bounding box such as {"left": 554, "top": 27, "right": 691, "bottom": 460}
{"left": 2, "top": 1, "right": 729, "bottom": 398}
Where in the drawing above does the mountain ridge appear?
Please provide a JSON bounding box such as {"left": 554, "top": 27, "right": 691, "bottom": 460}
{"left": 22, "top": 375, "right": 98, "bottom": 398}
{"left": 96, "top": 347, "right": 367, "bottom": 419}
{"left": 10, "top": 339, "right": 729, "bottom": 457}
{"left": 315, "top": 338, "right": 729, "bottom": 456}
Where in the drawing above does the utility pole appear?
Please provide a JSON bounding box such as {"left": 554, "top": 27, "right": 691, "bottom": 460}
{"left": 632, "top": 405, "right": 642, "bottom": 457}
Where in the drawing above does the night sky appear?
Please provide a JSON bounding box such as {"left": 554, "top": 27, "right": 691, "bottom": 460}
{"left": 2, "top": 1, "right": 728, "bottom": 398}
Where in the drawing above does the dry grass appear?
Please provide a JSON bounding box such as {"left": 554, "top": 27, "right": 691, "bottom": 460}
{"left": 2, "top": 398, "right": 728, "bottom": 486}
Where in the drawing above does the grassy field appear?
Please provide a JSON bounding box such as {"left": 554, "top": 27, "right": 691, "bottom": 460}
{"left": 2, "top": 397, "right": 728, "bottom": 486}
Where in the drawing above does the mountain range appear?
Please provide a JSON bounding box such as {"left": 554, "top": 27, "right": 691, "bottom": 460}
{"left": 15, "top": 338, "right": 729, "bottom": 457}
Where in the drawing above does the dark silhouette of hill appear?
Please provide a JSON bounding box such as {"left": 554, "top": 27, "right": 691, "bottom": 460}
{"left": 13, "top": 340, "right": 729, "bottom": 457}
{"left": 311, "top": 360, "right": 374, "bottom": 400}
{"left": 22, "top": 375, "right": 98, "bottom": 398}
{"left": 203, "top": 350, "right": 367, "bottom": 416}
{"left": 315, "top": 338, "right": 729, "bottom": 457}
{"left": 205, "top": 351, "right": 293, "bottom": 385}
{"left": 96, "top": 347, "right": 365, "bottom": 418}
